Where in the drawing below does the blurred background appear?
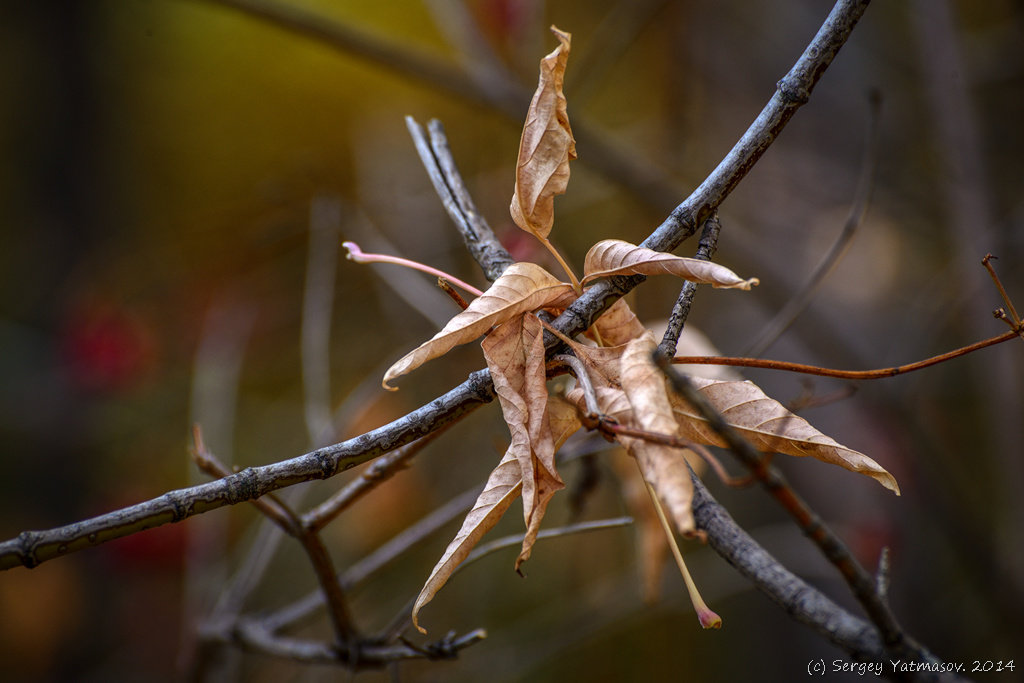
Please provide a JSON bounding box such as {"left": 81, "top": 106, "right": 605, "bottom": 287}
{"left": 1, "top": 0, "right": 1022, "bottom": 680}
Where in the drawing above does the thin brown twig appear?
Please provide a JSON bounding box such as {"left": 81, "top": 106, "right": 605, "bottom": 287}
{"left": 599, "top": 422, "right": 748, "bottom": 488}
{"left": 548, "top": 348, "right": 748, "bottom": 487}
{"left": 436, "top": 277, "right": 470, "bottom": 311}
{"left": 673, "top": 329, "right": 1019, "bottom": 379}
{"left": 983, "top": 254, "right": 1021, "bottom": 326}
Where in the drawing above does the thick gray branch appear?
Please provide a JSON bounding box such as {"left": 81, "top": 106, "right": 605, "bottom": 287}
{"left": 0, "top": 370, "right": 494, "bottom": 570}
{"left": 644, "top": 0, "right": 872, "bottom": 253}
{"left": 691, "top": 477, "right": 968, "bottom": 683}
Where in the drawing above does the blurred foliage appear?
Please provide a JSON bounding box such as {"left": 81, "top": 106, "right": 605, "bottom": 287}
{"left": 1, "top": 0, "right": 1022, "bottom": 681}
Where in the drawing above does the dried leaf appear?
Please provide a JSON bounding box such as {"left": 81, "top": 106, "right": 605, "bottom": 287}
{"left": 517, "top": 393, "right": 582, "bottom": 568}
{"left": 510, "top": 26, "right": 576, "bottom": 240}
{"left": 559, "top": 334, "right": 629, "bottom": 389}
{"left": 383, "top": 262, "right": 574, "bottom": 389}
{"left": 591, "top": 297, "right": 647, "bottom": 346}
{"left": 582, "top": 239, "right": 758, "bottom": 289}
{"left": 671, "top": 377, "right": 900, "bottom": 494}
{"left": 412, "top": 370, "right": 584, "bottom": 634}
{"left": 547, "top": 393, "right": 583, "bottom": 447}
{"left": 482, "top": 314, "right": 563, "bottom": 570}
{"left": 411, "top": 450, "right": 523, "bottom": 634}
{"left": 620, "top": 333, "right": 697, "bottom": 536}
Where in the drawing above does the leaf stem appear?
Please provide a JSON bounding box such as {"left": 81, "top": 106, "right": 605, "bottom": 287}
{"left": 541, "top": 237, "right": 582, "bottom": 294}
{"left": 343, "top": 241, "right": 485, "bottom": 297}
{"left": 641, "top": 477, "right": 721, "bottom": 629}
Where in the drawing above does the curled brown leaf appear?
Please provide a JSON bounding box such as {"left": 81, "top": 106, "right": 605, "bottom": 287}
{"left": 671, "top": 376, "right": 900, "bottom": 494}
{"left": 510, "top": 26, "right": 576, "bottom": 240}
{"left": 582, "top": 239, "right": 758, "bottom": 289}
{"left": 620, "top": 334, "right": 697, "bottom": 537}
{"left": 590, "top": 297, "right": 647, "bottom": 346}
{"left": 482, "top": 314, "right": 563, "bottom": 570}
{"left": 382, "top": 262, "right": 574, "bottom": 389}
{"left": 411, "top": 450, "right": 523, "bottom": 634}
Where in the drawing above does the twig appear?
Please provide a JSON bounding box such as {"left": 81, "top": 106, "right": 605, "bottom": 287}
{"left": 599, "top": 422, "right": 746, "bottom": 488}
{"left": 658, "top": 212, "right": 722, "bottom": 358}
{"left": 566, "top": 0, "right": 670, "bottom": 106}
{"left": 437, "top": 277, "right": 470, "bottom": 310}
{"left": 261, "top": 484, "right": 485, "bottom": 635}
{"left": 190, "top": 429, "right": 357, "bottom": 648}
{"left": 744, "top": 90, "right": 882, "bottom": 357}
{"left": 982, "top": 254, "right": 1021, "bottom": 327}
{"left": 689, "top": 475, "right": 964, "bottom": 680}
{"left": 0, "top": 369, "right": 496, "bottom": 570}
{"left": 378, "top": 517, "right": 634, "bottom": 642}
{"left": 191, "top": 426, "right": 292, "bottom": 528}
{"left": 551, "top": 0, "right": 874, "bottom": 351}
{"left": 216, "top": 618, "right": 485, "bottom": 666}
{"left": 420, "top": 0, "right": 521, "bottom": 118}
{"left": 197, "top": 0, "right": 683, "bottom": 213}
{"left": 672, "top": 329, "right": 1019, "bottom": 379}
{"left": 549, "top": 354, "right": 601, "bottom": 419}
{"left": 181, "top": 296, "right": 256, "bottom": 676}
{"left": 301, "top": 423, "right": 452, "bottom": 532}
{"left": 405, "top": 116, "right": 515, "bottom": 282}
{"left": 643, "top": 0, "right": 873, "bottom": 254}
{"left": 200, "top": 0, "right": 518, "bottom": 113}
{"left": 654, "top": 355, "right": 921, "bottom": 659}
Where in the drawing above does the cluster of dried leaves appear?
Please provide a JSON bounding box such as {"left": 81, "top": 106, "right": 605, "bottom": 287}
{"left": 365, "top": 27, "right": 898, "bottom": 633}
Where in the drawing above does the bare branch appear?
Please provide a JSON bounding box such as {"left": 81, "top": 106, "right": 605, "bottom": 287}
{"left": 0, "top": 370, "right": 496, "bottom": 570}
{"left": 657, "top": 212, "right": 722, "bottom": 358}
{"left": 644, "top": 0, "right": 873, "bottom": 254}
{"left": 208, "top": 618, "right": 485, "bottom": 666}
{"left": 689, "top": 475, "right": 967, "bottom": 681}
{"left": 405, "top": 116, "right": 515, "bottom": 282}
{"left": 254, "top": 484, "right": 484, "bottom": 636}
{"left": 301, "top": 423, "right": 452, "bottom": 532}
{"left": 191, "top": 430, "right": 358, "bottom": 647}
{"left": 654, "top": 356, "right": 937, "bottom": 667}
